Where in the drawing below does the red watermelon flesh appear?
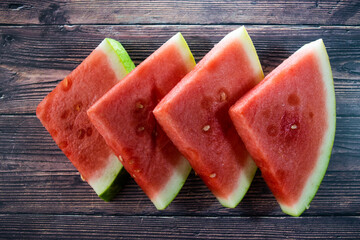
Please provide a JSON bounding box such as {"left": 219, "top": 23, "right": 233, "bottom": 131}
{"left": 87, "top": 33, "right": 195, "bottom": 209}
{"left": 36, "top": 38, "right": 135, "bottom": 201}
{"left": 153, "top": 27, "right": 264, "bottom": 207}
{"left": 229, "top": 39, "right": 336, "bottom": 216}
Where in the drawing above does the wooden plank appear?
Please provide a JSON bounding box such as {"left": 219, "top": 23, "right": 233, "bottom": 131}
{"left": 0, "top": 66, "right": 358, "bottom": 117}
{"left": 0, "top": 24, "right": 358, "bottom": 218}
{"left": 1, "top": 25, "right": 359, "bottom": 74}
{"left": 0, "top": 114, "right": 359, "bottom": 216}
{"left": 0, "top": 0, "right": 359, "bottom": 25}
{"left": 0, "top": 25, "right": 359, "bottom": 115}
{"left": 0, "top": 1, "right": 358, "bottom": 239}
{"left": 0, "top": 168, "right": 359, "bottom": 216}
{"left": 1, "top": 114, "right": 359, "bottom": 171}
{"left": 0, "top": 214, "right": 359, "bottom": 239}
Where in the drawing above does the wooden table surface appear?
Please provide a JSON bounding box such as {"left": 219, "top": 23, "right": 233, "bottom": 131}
{"left": 1, "top": 1, "right": 359, "bottom": 239}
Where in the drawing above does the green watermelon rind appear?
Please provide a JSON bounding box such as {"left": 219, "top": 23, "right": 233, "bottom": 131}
{"left": 171, "top": 32, "right": 196, "bottom": 72}
{"left": 105, "top": 38, "right": 135, "bottom": 74}
{"left": 99, "top": 165, "right": 129, "bottom": 201}
{"left": 87, "top": 38, "right": 135, "bottom": 201}
{"left": 88, "top": 153, "right": 128, "bottom": 202}
{"left": 279, "top": 39, "right": 336, "bottom": 216}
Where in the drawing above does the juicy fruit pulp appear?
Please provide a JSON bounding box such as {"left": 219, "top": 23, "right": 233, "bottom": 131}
{"left": 88, "top": 33, "right": 195, "bottom": 209}
{"left": 229, "top": 39, "right": 336, "bottom": 216}
{"left": 36, "top": 38, "right": 135, "bottom": 201}
{"left": 154, "top": 27, "right": 264, "bottom": 208}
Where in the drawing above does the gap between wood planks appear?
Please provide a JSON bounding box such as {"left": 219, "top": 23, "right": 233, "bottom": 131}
{"left": 1, "top": 212, "right": 360, "bottom": 218}
{"left": 0, "top": 23, "right": 360, "bottom": 27}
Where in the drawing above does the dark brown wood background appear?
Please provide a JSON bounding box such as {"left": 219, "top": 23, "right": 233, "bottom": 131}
{"left": 1, "top": 0, "right": 359, "bottom": 239}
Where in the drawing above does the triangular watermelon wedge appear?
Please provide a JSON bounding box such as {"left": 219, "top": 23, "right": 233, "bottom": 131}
{"left": 37, "top": 38, "right": 135, "bottom": 201}
{"left": 229, "top": 39, "right": 336, "bottom": 216}
{"left": 87, "top": 33, "right": 195, "bottom": 209}
{"left": 154, "top": 27, "right": 264, "bottom": 207}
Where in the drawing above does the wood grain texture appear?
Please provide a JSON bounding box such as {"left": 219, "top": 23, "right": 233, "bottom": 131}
{"left": 0, "top": 0, "right": 359, "bottom": 25}
{"left": 0, "top": 166, "right": 359, "bottom": 216}
{"left": 0, "top": 0, "right": 359, "bottom": 238}
{"left": 1, "top": 115, "right": 359, "bottom": 171}
{"left": 0, "top": 214, "right": 359, "bottom": 239}
{"left": 0, "top": 114, "right": 359, "bottom": 217}
{"left": 0, "top": 25, "right": 359, "bottom": 115}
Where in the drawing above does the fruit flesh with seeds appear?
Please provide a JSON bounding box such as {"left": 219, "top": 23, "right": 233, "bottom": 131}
{"left": 87, "top": 33, "right": 195, "bottom": 209}
{"left": 36, "top": 38, "right": 135, "bottom": 201}
{"left": 229, "top": 39, "right": 336, "bottom": 216}
{"left": 153, "top": 27, "right": 264, "bottom": 208}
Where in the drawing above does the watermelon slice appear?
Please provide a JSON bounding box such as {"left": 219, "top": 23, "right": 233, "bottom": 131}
{"left": 87, "top": 33, "right": 195, "bottom": 209}
{"left": 229, "top": 39, "right": 336, "bottom": 216}
{"left": 36, "top": 38, "right": 135, "bottom": 201}
{"left": 153, "top": 27, "right": 264, "bottom": 207}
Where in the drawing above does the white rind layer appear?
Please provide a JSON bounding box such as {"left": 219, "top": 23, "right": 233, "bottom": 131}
{"left": 148, "top": 33, "right": 195, "bottom": 209}
{"left": 168, "top": 32, "right": 196, "bottom": 72}
{"left": 97, "top": 39, "right": 130, "bottom": 82}
{"left": 279, "top": 39, "right": 336, "bottom": 216}
{"left": 151, "top": 156, "right": 192, "bottom": 210}
{"left": 217, "top": 155, "right": 258, "bottom": 208}
{"left": 86, "top": 39, "right": 130, "bottom": 196}
{"left": 153, "top": 27, "right": 263, "bottom": 208}
{"left": 216, "top": 26, "right": 262, "bottom": 207}
{"left": 224, "top": 26, "right": 264, "bottom": 83}
{"left": 88, "top": 153, "right": 123, "bottom": 196}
